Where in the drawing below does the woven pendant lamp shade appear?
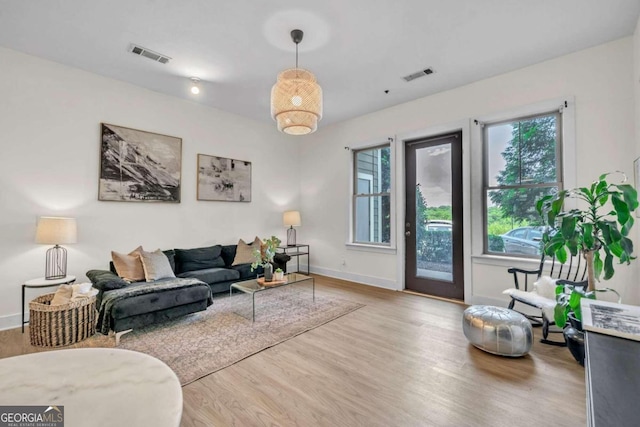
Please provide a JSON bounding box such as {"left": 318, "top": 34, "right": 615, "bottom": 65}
{"left": 271, "top": 68, "right": 323, "bottom": 135}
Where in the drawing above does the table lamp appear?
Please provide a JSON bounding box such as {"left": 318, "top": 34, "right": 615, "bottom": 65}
{"left": 35, "top": 216, "right": 77, "bottom": 279}
{"left": 283, "top": 210, "right": 301, "bottom": 246}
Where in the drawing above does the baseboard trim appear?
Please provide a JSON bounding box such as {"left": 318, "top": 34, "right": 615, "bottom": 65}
{"left": 310, "top": 266, "right": 398, "bottom": 291}
{"left": 466, "top": 295, "right": 505, "bottom": 307}
{"left": 402, "top": 290, "right": 467, "bottom": 306}
{"left": 0, "top": 313, "right": 21, "bottom": 332}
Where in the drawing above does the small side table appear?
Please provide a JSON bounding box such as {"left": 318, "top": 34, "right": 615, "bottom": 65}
{"left": 22, "top": 275, "right": 75, "bottom": 333}
{"left": 276, "top": 244, "right": 310, "bottom": 275}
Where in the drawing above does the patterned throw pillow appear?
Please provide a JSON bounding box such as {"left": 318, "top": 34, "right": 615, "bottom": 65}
{"left": 232, "top": 237, "right": 262, "bottom": 266}
{"left": 111, "top": 246, "right": 145, "bottom": 282}
{"left": 139, "top": 249, "right": 176, "bottom": 281}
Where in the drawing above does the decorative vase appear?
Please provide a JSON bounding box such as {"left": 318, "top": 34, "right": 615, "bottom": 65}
{"left": 564, "top": 313, "right": 585, "bottom": 366}
{"left": 264, "top": 263, "right": 273, "bottom": 282}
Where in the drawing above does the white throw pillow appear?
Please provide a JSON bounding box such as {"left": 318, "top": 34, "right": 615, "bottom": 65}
{"left": 70, "top": 282, "right": 98, "bottom": 300}
{"left": 140, "top": 249, "right": 176, "bottom": 281}
{"left": 533, "top": 276, "right": 557, "bottom": 300}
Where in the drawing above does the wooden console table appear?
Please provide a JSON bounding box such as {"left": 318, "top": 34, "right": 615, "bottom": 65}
{"left": 585, "top": 331, "right": 640, "bottom": 426}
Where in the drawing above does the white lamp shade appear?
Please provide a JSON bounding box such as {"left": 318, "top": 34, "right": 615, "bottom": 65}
{"left": 35, "top": 217, "right": 77, "bottom": 245}
{"left": 283, "top": 211, "right": 301, "bottom": 227}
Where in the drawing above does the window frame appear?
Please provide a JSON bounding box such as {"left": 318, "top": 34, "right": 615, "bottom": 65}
{"left": 347, "top": 140, "right": 396, "bottom": 251}
{"left": 482, "top": 110, "right": 564, "bottom": 257}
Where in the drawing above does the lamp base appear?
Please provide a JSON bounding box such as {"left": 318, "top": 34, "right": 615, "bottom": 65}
{"left": 45, "top": 245, "right": 67, "bottom": 280}
{"left": 286, "top": 227, "right": 297, "bottom": 247}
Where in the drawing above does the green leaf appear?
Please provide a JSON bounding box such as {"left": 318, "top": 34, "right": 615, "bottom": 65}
{"left": 604, "top": 252, "right": 614, "bottom": 280}
{"left": 612, "top": 194, "right": 630, "bottom": 226}
{"left": 618, "top": 184, "right": 639, "bottom": 211}
{"left": 569, "top": 291, "right": 582, "bottom": 311}
{"left": 536, "top": 195, "right": 553, "bottom": 216}
{"left": 582, "top": 223, "right": 595, "bottom": 249}
{"left": 593, "top": 251, "right": 603, "bottom": 280}
{"left": 556, "top": 245, "right": 567, "bottom": 264}
{"left": 561, "top": 216, "right": 576, "bottom": 240}
{"left": 622, "top": 215, "right": 634, "bottom": 237}
{"left": 554, "top": 304, "right": 567, "bottom": 328}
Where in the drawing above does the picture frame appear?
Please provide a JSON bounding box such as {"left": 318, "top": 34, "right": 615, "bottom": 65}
{"left": 635, "top": 157, "right": 640, "bottom": 217}
{"left": 99, "top": 123, "right": 182, "bottom": 203}
{"left": 197, "top": 154, "right": 251, "bottom": 202}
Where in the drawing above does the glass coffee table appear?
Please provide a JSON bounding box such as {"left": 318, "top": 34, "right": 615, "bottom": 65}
{"left": 229, "top": 273, "right": 315, "bottom": 322}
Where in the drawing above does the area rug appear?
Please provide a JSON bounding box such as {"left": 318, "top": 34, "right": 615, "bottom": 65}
{"left": 116, "top": 287, "right": 364, "bottom": 385}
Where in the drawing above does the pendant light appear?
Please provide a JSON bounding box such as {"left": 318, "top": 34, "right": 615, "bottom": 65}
{"left": 270, "top": 29, "right": 323, "bottom": 135}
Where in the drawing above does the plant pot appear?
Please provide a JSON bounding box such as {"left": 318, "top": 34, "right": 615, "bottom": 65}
{"left": 274, "top": 271, "right": 284, "bottom": 281}
{"left": 564, "top": 313, "right": 585, "bottom": 366}
{"left": 263, "top": 263, "right": 273, "bottom": 282}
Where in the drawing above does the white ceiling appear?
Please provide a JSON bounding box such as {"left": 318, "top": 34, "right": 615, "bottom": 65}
{"left": 1, "top": 0, "right": 639, "bottom": 128}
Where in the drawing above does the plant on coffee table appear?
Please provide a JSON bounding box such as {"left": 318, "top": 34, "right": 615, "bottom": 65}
{"left": 251, "top": 236, "right": 281, "bottom": 281}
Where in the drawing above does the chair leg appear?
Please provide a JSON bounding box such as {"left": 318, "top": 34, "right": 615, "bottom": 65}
{"left": 539, "top": 316, "right": 567, "bottom": 346}
{"left": 508, "top": 299, "right": 515, "bottom": 310}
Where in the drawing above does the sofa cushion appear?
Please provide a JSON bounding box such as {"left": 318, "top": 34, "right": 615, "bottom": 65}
{"left": 221, "top": 245, "right": 237, "bottom": 267}
{"left": 175, "top": 245, "right": 224, "bottom": 273}
{"left": 232, "top": 237, "right": 261, "bottom": 266}
{"left": 177, "top": 267, "right": 240, "bottom": 284}
{"left": 140, "top": 249, "right": 176, "bottom": 281}
{"left": 110, "top": 280, "right": 211, "bottom": 320}
{"left": 231, "top": 263, "right": 260, "bottom": 280}
{"left": 86, "top": 269, "right": 129, "bottom": 292}
{"left": 163, "top": 249, "right": 176, "bottom": 273}
{"left": 111, "top": 246, "right": 145, "bottom": 282}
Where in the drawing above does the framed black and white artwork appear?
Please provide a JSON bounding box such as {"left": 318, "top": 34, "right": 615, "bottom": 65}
{"left": 197, "top": 154, "right": 251, "bottom": 202}
{"left": 99, "top": 123, "right": 182, "bottom": 203}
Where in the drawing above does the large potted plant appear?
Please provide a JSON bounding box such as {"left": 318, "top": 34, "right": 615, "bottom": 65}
{"left": 251, "top": 236, "right": 281, "bottom": 282}
{"left": 536, "top": 172, "right": 638, "bottom": 292}
{"left": 536, "top": 173, "right": 636, "bottom": 364}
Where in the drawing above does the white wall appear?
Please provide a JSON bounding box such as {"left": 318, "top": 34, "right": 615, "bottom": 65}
{"left": 300, "top": 37, "right": 638, "bottom": 305}
{"left": 0, "top": 47, "right": 299, "bottom": 329}
{"left": 634, "top": 16, "right": 640, "bottom": 304}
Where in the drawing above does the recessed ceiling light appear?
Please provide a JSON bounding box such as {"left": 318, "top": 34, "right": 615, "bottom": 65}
{"left": 190, "top": 77, "right": 200, "bottom": 95}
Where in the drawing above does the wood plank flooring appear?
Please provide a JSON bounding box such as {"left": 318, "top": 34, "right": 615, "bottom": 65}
{"left": 0, "top": 275, "right": 586, "bottom": 426}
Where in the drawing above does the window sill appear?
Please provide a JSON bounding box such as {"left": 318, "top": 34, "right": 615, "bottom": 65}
{"left": 472, "top": 254, "right": 541, "bottom": 268}
{"left": 345, "top": 243, "right": 397, "bottom": 254}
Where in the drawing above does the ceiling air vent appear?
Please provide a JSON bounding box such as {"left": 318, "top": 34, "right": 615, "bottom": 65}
{"left": 402, "top": 67, "right": 434, "bottom": 82}
{"left": 129, "top": 44, "right": 171, "bottom": 64}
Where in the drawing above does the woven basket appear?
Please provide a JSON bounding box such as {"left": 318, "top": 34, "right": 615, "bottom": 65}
{"left": 29, "top": 293, "right": 97, "bottom": 347}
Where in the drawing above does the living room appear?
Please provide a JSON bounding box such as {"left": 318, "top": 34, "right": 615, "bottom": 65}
{"left": 1, "top": 1, "right": 640, "bottom": 426}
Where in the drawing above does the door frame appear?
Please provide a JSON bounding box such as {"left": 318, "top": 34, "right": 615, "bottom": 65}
{"left": 395, "top": 120, "right": 473, "bottom": 304}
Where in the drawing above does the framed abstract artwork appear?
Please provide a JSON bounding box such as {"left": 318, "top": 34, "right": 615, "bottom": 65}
{"left": 99, "top": 123, "right": 182, "bottom": 202}
{"left": 197, "top": 154, "right": 251, "bottom": 202}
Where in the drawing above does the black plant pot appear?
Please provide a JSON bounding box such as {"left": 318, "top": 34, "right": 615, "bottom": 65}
{"left": 564, "top": 313, "right": 585, "bottom": 366}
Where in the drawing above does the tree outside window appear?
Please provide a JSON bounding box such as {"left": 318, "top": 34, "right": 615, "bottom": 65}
{"left": 484, "top": 112, "right": 562, "bottom": 256}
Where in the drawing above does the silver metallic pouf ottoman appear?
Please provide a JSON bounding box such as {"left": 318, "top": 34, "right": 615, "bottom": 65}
{"left": 462, "top": 305, "right": 532, "bottom": 357}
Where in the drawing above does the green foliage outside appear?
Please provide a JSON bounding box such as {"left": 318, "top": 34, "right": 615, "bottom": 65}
{"left": 489, "top": 116, "right": 558, "bottom": 224}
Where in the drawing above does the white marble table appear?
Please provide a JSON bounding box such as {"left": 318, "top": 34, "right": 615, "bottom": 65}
{"left": 0, "top": 348, "right": 182, "bottom": 427}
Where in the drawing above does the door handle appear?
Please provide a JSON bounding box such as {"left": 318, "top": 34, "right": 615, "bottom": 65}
{"left": 405, "top": 231, "right": 411, "bottom": 236}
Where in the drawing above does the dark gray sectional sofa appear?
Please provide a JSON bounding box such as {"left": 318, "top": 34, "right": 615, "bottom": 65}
{"left": 87, "top": 243, "right": 291, "bottom": 334}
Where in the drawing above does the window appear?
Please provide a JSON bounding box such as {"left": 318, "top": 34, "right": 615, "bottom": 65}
{"left": 352, "top": 144, "right": 391, "bottom": 245}
{"left": 484, "top": 111, "right": 562, "bottom": 256}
